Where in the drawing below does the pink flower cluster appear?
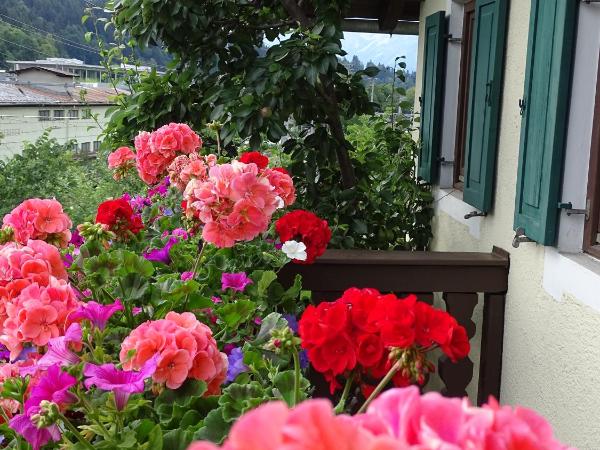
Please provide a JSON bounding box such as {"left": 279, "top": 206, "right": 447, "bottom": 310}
{"left": 188, "top": 386, "right": 572, "bottom": 450}
{"left": 2, "top": 199, "right": 72, "bottom": 248}
{"left": 183, "top": 160, "right": 295, "bottom": 248}
{"left": 168, "top": 152, "right": 218, "bottom": 191}
{"left": 0, "top": 240, "right": 79, "bottom": 359}
{"left": 107, "top": 146, "right": 136, "bottom": 180}
{"left": 135, "top": 123, "right": 202, "bottom": 185}
{"left": 119, "top": 312, "right": 227, "bottom": 392}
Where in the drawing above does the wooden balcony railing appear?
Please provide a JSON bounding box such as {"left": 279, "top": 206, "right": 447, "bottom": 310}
{"left": 279, "top": 247, "right": 510, "bottom": 406}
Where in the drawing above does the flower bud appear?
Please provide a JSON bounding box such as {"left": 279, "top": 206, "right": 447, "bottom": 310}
{"left": 0, "top": 226, "right": 14, "bottom": 244}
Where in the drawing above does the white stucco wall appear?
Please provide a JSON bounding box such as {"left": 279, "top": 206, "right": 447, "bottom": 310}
{"left": 417, "top": 1, "right": 600, "bottom": 448}
{"left": 0, "top": 105, "right": 108, "bottom": 159}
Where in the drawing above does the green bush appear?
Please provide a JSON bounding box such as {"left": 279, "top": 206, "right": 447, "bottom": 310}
{"left": 290, "top": 115, "right": 433, "bottom": 250}
{"left": 0, "top": 133, "right": 142, "bottom": 225}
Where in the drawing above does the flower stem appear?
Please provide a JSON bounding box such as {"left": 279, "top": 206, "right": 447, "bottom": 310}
{"left": 334, "top": 374, "right": 354, "bottom": 414}
{"left": 291, "top": 347, "right": 302, "bottom": 406}
{"left": 357, "top": 359, "right": 402, "bottom": 414}
{"left": 59, "top": 413, "right": 95, "bottom": 450}
{"left": 183, "top": 241, "right": 205, "bottom": 310}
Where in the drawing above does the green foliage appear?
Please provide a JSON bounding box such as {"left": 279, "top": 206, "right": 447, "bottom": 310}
{"left": 292, "top": 114, "right": 434, "bottom": 250}
{"left": 0, "top": 0, "right": 169, "bottom": 68}
{"left": 0, "top": 133, "right": 142, "bottom": 224}
{"left": 104, "top": 0, "right": 376, "bottom": 188}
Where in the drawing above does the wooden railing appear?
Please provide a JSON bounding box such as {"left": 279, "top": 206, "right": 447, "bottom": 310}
{"left": 279, "top": 247, "right": 510, "bottom": 406}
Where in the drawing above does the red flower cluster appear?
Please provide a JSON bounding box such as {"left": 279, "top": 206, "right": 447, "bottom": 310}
{"left": 275, "top": 210, "right": 331, "bottom": 264}
{"left": 299, "top": 288, "right": 470, "bottom": 393}
{"left": 239, "top": 151, "right": 269, "bottom": 170}
{"left": 95, "top": 198, "right": 143, "bottom": 238}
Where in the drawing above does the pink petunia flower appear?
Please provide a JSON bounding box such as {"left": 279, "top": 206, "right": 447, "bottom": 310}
{"left": 83, "top": 355, "right": 158, "bottom": 410}
{"left": 221, "top": 272, "right": 253, "bottom": 293}
{"left": 24, "top": 364, "right": 77, "bottom": 412}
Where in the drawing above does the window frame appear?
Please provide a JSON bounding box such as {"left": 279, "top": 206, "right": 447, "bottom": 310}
{"left": 80, "top": 142, "right": 91, "bottom": 153}
{"left": 68, "top": 109, "right": 79, "bottom": 119}
{"left": 53, "top": 110, "right": 65, "bottom": 120}
{"left": 583, "top": 51, "right": 600, "bottom": 259}
{"left": 453, "top": 0, "right": 476, "bottom": 190}
{"left": 38, "top": 110, "right": 50, "bottom": 121}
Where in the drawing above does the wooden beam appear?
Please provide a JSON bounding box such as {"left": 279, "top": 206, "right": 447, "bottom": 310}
{"left": 379, "top": 0, "right": 406, "bottom": 32}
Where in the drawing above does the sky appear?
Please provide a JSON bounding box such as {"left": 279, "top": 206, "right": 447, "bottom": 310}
{"left": 340, "top": 32, "right": 419, "bottom": 71}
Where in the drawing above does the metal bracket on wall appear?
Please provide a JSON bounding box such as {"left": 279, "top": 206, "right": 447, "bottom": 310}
{"left": 437, "top": 156, "right": 454, "bottom": 166}
{"left": 558, "top": 202, "right": 590, "bottom": 220}
{"left": 512, "top": 227, "right": 534, "bottom": 248}
{"left": 444, "top": 34, "right": 462, "bottom": 43}
{"left": 464, "top": 210, "right": 487, "bottom": 220}
{"left": 519, "top": 98, "right": 526, "bottom": 116}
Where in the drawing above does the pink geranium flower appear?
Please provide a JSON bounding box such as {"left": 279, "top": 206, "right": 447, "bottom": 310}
{"left": 83, "top": 355, "right": 158, "bottom": 410}
{"left": 153, "top": 348, "right": 193, "bottom": 389}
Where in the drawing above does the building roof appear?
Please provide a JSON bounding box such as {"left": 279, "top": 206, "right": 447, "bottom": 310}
{"left": 0, "top": 82, "right": 121, "bottom": 106}
{"left": 345, "top": 0, "right": 420, "bottom": 34}
{"left": 11, "top": 66, "right": 79, "bottom": 78}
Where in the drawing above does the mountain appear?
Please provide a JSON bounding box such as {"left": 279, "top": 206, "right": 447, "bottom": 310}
{"left": 341, "top": 32, "right": 418, "bottom": 72}
{"left": 0, "top": 0, "right": 169, "bottom": 69}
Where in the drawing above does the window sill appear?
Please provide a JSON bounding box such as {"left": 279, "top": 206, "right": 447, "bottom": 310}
{"left": 433, "top": 188, "right": 483, "bottom": 239}
{"left": 543, "top": 247, "right": 600, "bottom": 313}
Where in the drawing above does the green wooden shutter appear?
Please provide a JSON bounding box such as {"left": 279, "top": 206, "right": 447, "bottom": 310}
{"left": 513, "top": 0, "right": 578, "bottom": 245}
{"left": 418, "top": 11, "right": 446, "bottom": 183}
{"left": 462, "top": 0, "right": 509, "bottom": 212}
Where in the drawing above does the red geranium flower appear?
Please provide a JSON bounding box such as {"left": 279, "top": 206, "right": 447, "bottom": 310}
{"left": 272, "top": 167, "right": 290, "bottom": 175}
{"left": 298, "top": 287, "right": 470, "bottom": 394}
{"left": 95, "top": 198, "right": 143, "bottom": 238}
{"left": 275, "top": 210, "right": 331, "bottom": 264}
{"left": 239, "top": 151, "right": 269, "bottom": 170}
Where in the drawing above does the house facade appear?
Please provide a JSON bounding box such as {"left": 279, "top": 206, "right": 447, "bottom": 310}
{"left": 0, "top": 67, "right": 118, "bottom": 159}
{"left": 414, "top": 1, "right": 600, "bottom": 447}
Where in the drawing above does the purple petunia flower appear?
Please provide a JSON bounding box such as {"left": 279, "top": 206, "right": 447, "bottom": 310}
{"left": 181, "top": 271, "right": 195, "bottom": 281}
{"left": 226, "top": 348, "right": 248, "bottom": 383}
{"left": 129, "top": 194, "right": 152, "bottom": 212}
{"left": 83, "top": 355, "right": 158, "bottom": 410}
{"left": 25, "top": 365, "right": 77, "bottom": 412}
{"left": 9, "top": 409, "right": 61, "bottom": 450}
{"left": 0, "top": 344, "right": 10, "bottom": 362}
{"left": 69, "top": 228, "right": 84, "bottom": 247}
{"left": 148, "top": 177, "right": 170, "bottom": 198}
{"left": 132, "top": 306, "right": 142, "bottom": 316}
{"left": 283, "top": 314, "right": 299, "bottom": 334}
{"left": 143, "top": 237, "right": 179, "bottom": 265}
{"left": 171, "top": 228, "right": 189, "bottom": 239}
{"left": 221, "top": 272, "right": 253, "bottom": 293}
{"left": 70, "top": 299, "right": 123, "bottom": 331}
{"left": 62, "top": 253, "right": 74, "bottom": 269}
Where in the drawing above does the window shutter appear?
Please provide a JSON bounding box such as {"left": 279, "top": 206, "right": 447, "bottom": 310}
{"left": 513, "top": 0, "right": 578, "bottom": 245}
{"left": 462, "top": 0, "right": 509, "bottom": 212}
{"left": 418, "top": 11, "right": 446, "bottom": 183}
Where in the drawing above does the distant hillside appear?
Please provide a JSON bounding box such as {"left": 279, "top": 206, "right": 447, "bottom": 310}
{"left": 0, "top": 0, "right": 169, "bottom": 69}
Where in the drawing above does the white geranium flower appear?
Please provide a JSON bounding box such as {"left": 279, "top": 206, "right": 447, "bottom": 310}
{"left": 274, "top": 196, "right": 285, "bottom": 210}
{"left": 281, "top": 240, "right": 307, "bottom": 261}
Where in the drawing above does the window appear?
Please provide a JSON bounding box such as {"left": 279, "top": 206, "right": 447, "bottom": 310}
{"left": 53, "top": 110, "right": 65, "bottom": 120}
{"left": 583, "top": 52, "right": 600, "bottom": 258}
{"left": 80, "top": 142, "right": 91, "bottom": 153}
{"left": 82, "top": 108, "right": 92, "bottom": 120}
{"left": 453, "top": 0, "right": 475, "bottom": 189}
{"left": 93, "top": 141, "right": 101, "bottom": 152}
{"left": 38, "top": 110, "right": 50, "bottom": 121}
{"left": 68, "top": 110, "right": 79, "bottom": 120}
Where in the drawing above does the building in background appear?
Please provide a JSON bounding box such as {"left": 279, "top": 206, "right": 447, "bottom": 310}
{"left": 414, "top": 1, "right": 600, "bottom": 447}
{"left": 0, "top": 66, "right": 121, "bottom": 159}
{"left": 6, "top": 57, "right": 157, "bottom": 83}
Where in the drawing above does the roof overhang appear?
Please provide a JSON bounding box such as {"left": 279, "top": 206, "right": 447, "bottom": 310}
{"left": 344, "top": 0, "right": 420, "bottom": 35}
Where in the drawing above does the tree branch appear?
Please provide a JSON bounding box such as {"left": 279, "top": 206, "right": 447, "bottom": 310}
{"left": 280, "top": 0, "right": 311, "bottom": 26}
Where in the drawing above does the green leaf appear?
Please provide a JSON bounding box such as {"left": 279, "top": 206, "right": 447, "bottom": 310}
{"left": 256, "top": 270, "right": 278, "bottom": 297}
{"left": 147, "top": 424, "right": 163, "bottom": 450}
{"left": 272, "top": 370, "right": 309, "bottom": 406}
{"left": 162, "top": 428, "right": 194, "bottom": 450}
{"left": 218, "top": 300, "right": 256, "bottom": 329}
{"left": 254, "top": 312, "right": 286, "bottom": 344}
{"left": 194, "top": 408, "right": 230, "bottom": 444}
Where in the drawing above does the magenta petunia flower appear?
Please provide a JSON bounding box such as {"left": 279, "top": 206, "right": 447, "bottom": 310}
{"left": 143, "top": 237, "right": 179, "bottom": 265}
{"left": 221, "top": 272, "right": 253, "bottom": 292}
{"left": 83, "top": 355, "right": 158, "bottom": 410}
{"left": 71, "top": 299, "right": 123, "bottom": 331}
{"left": 181, "top": 271, "right": 195, "bottom": 281}
{"left": 24, "top": 364, "right": 77, "bottom": 412}
{"left": 9, "top": 408, "right": 61, "bottom": 450}
{"left": 132, "top": 306, "right": 142, "bottom": 316}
